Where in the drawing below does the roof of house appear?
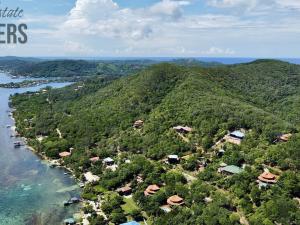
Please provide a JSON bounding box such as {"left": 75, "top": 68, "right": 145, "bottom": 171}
{"left": 89, "top": 157, "right": 100, "bottom": 162}
{"left": 220, "top": 165, "right": 243, "bottom": 174}
{"left": 167, "top": 195, "right": 183, "bottom": 204}
{"left": 168, "top": 155, "right": 179, "bottom": 159}
{"left": 160, "top": 205, "right": 172, "bottom": 212}
{"left": 147, "top": 184, "right": 160, "bottom": 191}
{"left": 258, "top": 172, "right": 277, "bottom": 183}
{"left": 144, "top": 184, "right": 160, "bottom": 195}
{"left": 59, "top": 151, "right": 71, "bottom": 157}
{"left": 103, "top": 157, "right": 114, "bottom": 162}
{"left": 120, "top": 221, "right": 140, "bottom": 225}
{"left": 84, "top": 172, "right": 100, "bottom": 182}
{"left": 220, "top": 162, "right": 228, "bottom": 167}
{"left": 134, "top": 120, "right": 144, "bottom": 124}
{"left": 118, "top": 186, "right": 132, "bottom": 192}
{"left": 173, "top": 126, "right": 192, "bottom": 132}
{"left": 278, "top": 133, "right": 292, "bottom": 141}
{"left": 230, "top": 131, "right": 245, "bottom": 138}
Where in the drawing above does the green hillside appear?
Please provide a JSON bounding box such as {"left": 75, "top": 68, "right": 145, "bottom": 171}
{"left": 0, "top": 58, "right": 152, "bottom": 77}
{"left": 11, "top": 61, "right": 300, "bottom": 225}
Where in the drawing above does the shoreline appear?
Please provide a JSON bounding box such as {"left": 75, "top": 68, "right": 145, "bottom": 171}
{"left": 9, "top": 112, "right": 86, "bottom": 223}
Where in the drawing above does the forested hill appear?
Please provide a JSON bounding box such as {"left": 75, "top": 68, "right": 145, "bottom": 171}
{"left": 0, "top": 58, "right": 154, "bottom": 77}
{"left": 0, "top": 57, "right": 222, "bottom": 78}
{"left": 11, "top": 60, "right": 300, "bottom": 225}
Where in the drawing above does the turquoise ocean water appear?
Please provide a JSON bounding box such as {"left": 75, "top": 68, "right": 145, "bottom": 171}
{"left": 0, "top": 73, "right": 80, "bottom": 225}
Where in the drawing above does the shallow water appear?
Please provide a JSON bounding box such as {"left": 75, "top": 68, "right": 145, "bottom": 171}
{"left": 0, "top": 73, "right": 80, "bottom": 225}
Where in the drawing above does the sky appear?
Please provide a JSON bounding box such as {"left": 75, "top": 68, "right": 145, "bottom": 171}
{"left": 0, "top": 0, "right": 300, "bottom": 58}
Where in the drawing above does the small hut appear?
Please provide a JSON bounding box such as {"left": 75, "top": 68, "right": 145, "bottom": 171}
{"left": 225, "top": 130, "right": 245, "bottom": 145}
{"left": 103, "top": 157, "right": 114, "bottom": 166}
{"left": 144, "top": 184, "right": 160, "bottom": 196}
{"left": 167, "top": 195, "right": 184, "bottom": 206}
{"left": 167, "top": 155, "right": 180, "bottom": 164}
{"left": 59, "top": 151, "right": 71, "bottom": 158}
{"left": 173, "top": 126, "right": 192, "bottom": 134}
{"left": 89, "top": 156, "right": 100, "bottom": 163}
{"left": 117, "top": 186, "right": 132, "bottom": 196}
{"left": 133, "top": 120, "right": 144, "bottom": 128}
{"left": 258, "top": 172, "right": 277, "bottom": 184}
{"left": 276, "top": 133, "right": 292, "bottom": 142}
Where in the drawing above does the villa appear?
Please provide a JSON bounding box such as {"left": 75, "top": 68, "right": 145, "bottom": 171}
{"left": 173, "top": 126, "right": 193, "bottom": 133}
{"left": 133, "top": 120, "right": 144, "bottom": 128}
{"left": 167, "top": 195, "right": 184, "bottom": 206}
{"left": 103, "top": 157, "right": 114, "bottom": 166}
{"left": 89, "top": 156, "right": 100, "bottom": 163}
{"left": 257, "top": 171, "right": 277, "bottom": 188}
{"left": 117, "top": 186, "right": 132, "bottom": 196}
{"left": 144, "top": 184, "right": 160, "bottom": 196}
{"left": 276, "top": 133, "right": 292, "bottom": 142}
{"left": 225, "top": 130, "right": 245, "bottom": 145}
{"left": 84, "top": 172, "right": 100, "bottom": 183}
{"left": 167, "top": 155, "right": 180, "bottom": 164}
{"left": 59, "top": 151, "right": 71, "bottom": 158}
{"left": 218, "top": 165, "right": 243, "bottom": 175}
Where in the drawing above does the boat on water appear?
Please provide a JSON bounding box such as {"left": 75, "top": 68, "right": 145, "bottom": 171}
{"left": 14, "top": 142, "right": 22, "bottom": 148}
{"left": 63, "top": 197, "right": 81, "bottom": 206}
{"left": 6, "top": 125, "right": 11, "bottom": 128}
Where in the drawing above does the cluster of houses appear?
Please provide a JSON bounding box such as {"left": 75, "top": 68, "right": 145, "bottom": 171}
{"left": 58, "top": 120, "right": 291, "bottom": 224}
{"left": 217, "top": 162, "right": 278, "bottom": 189}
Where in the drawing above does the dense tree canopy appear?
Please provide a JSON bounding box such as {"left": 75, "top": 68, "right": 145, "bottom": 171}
{"left": 11, "top": 60, "right": 300, "bottom": 224}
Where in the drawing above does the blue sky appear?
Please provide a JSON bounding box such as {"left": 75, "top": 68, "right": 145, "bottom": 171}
{"left": 1, "top": 0, "right": 300, "bottom": 57}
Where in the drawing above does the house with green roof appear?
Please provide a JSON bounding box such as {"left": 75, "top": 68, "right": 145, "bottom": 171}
{"left": 218, "top": 165, "right": 243, "bottom": 175}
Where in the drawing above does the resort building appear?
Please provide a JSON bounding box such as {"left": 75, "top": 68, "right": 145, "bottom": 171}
{"left": 84, "top": 172, "right": 100, "bottom": 183}
{"left": 167, "top": 155, "right": 180, "bottom": 164}
{"left": 103, "top": 157, "right": 114, "bottom": 166}
{"left": 173, "top": 126, "right": 193, "bottom": 133}
{"left": 117, "top": 186, "right": 132, "bottom": 196}
{"left": 224, "top": 130, "right": 245, "bottom": 145}
{"left": 89, "top": 156, "right": 100, "bottom": 163}
{"left": 257, "top": 171, "right": 277, "bottom": 188}
{"left": 167, "top": 195, "right": 184, "bottom": 206}
{"left": 276, "top": 133, "right": 292, "bottom": 142}
{"left": 160, "top": 205, "right": 172, "bottom": 213}
{"left": 144, "top": 184, "right": 160, "bottom": 196}
{"left": 218, "top": 165, "right": 243, "bottom": 175}
{"left": 133, "top": 120, "right": 144, "bottom": 128}
{"left": 59, "top": 151, "right": 71, "bottom": 158}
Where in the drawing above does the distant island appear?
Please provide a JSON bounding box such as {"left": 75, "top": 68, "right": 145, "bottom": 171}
{"left": 9, "top": 59, "right": 300, "bottom": 225}
{"left": 0, "top": 80, "right": 50, "bottom": 88}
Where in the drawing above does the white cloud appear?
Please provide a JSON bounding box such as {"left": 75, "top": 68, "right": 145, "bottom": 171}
{"left": 207, "top": 0, "right": 300, "bottom": 12}
{"left": 60, "top": 0, "right": 195, "bottom": 41}
{"left": 2, "top": 0, "right": 300, "bottom": 57}
{"left": 149, "top": 0, "right": 191, "bottom": 20}
{"left": 207, "top": 0, "right": 258, "bottom": 9}
{"left": 201, "top": 46, "right": 235, "bottom": 55}
{"left": 276, "top": 0, "right": 300, "bottom": 10}
{"left": 69, "top": 0, "right": 119, "bottom": 20}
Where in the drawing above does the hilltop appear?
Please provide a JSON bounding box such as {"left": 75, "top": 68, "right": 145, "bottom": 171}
{"left": 11, "top": 60, "right": 300, "bottom": 225}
